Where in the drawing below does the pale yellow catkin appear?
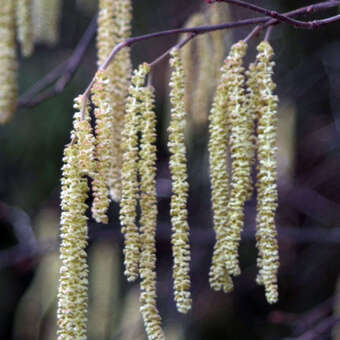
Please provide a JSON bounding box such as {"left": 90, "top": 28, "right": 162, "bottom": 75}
{"left": 57, "top": 96, "right": 95, "bottom": 340}
{"left": 208, "top": 59, "right": 234, "bottom": 294}
{"left": 139, "top": 85, "right": 166, "bottom": 340}
{"left": 108, "top": 0, "right": 132, "bottom": 203}
{"left": 33, "top": 0, "right": 61, "bottom": 46}
{"left": 0, "top": 0, "right": 17, "bottom": 124}
{"left": 91, "top": 70, "right": 113, "bottom": 223}
{"left": 120, "top": 63, "right": 151, "bottom": 282}
{"left": 191, "top": 18, "right": 214, "bottom": 126}
{"left": 96, "top": 0, "right": 132, "bottom": 203}
{"left": 16, "top": 0, "right": 34, "bottom": 57}
{"left": 224, "top": 40, "right": 249, "bottom": 277}
{"left": 254, "top": 41, "right": 279, "bottom": 304}
{"left": 180, "top": 13, "right": 205, "bottom": 116}
{"left": 168, "top": 48, "right": 192, "bottom": 314}
{"left": 207, "top": 2, "right": 232, "bottom": 81}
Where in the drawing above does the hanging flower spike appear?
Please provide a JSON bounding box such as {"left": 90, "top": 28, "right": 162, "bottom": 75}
{"left": 208, "top": 60, "right": 234, "bottom": 294}
{"left": 180, "top": 13, "right": 205, "bottom": 116}
{"left": 57, "top": 97, "right": 94, "bottom": 338}
{"left": 33, "top": 0, "right": 61, "bottom": 46}
{"left": 91, "top": 70, "right": 113, "bottom": 224}
{"left": 120, "top": 63, "right": 150, "bottom": 282}
{"left": 16, "top": 0, "right": 34, "bottom": 57}
{"left": 168, "top": 48, "right": 192, "bottom": 314}
{"left": 225, "top": 40, "right": 248, "bottom": 277}
{"left": 139, "top": 85, "right": 165, "bottom": 340}
{"left": 0, "top": 0, "right": 17, "bottom": 124}
{"left": 255, "top": 41, "right": 279, "bottom": 304}
{"left": 97, "top": 0, "right": 133, "bottom": 203}
{"left": 108, "top": 0, "right": 133, "bottom": 203}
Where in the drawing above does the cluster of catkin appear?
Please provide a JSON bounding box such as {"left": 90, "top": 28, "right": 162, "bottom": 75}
{"left": 58, "top": 4, "right": 280, "bottom": 340}
{"left": 0, "top": 0, "right": 62, "bottom": 123}
{"left": 208, "top": 40, "right": 279, "bottom": 304}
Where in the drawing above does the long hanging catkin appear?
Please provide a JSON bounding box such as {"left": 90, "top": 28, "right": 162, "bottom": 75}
{"left": 224, "top": 40, "right": 249, "bottom": 277}
{"left": 57, "top": 96, "right": 95, "bottom": 339}
{"left": 254, "top": 41, "right": 279, "bottom": 304}
{"left": 138, "top": 85, "right": 166, "bottom": 340}
{"left": 16, "top": 0, "right": 34, "bottom": 57}
{"left": 96, "top": 0, "right": 132, "bottom": 204}
{"left": 168, "top": 48, "right": 192, "bottom": 314}
{"left": 0, "top": 0, "right": 17, "bottom": 124}
{"left": 208, "top": 59, "right": 234, "bottom": 293}
{"left": 120, "top": 63, "right": 151, "bottom": 282}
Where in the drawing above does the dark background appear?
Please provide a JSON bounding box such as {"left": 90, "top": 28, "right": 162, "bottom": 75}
{"left": 1, "top": 0, "right": 340, "bottom": 339}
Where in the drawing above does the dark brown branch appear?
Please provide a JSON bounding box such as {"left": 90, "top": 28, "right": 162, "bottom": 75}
{"left": 214, "top": 0, "right": 340, "bottom": 29}
{"left": 18, "top": 15, "right": 97, "bottom": 108}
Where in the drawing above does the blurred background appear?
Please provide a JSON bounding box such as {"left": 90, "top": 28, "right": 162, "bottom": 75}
{"left": 1, "top": 0, "right": 340, "bottom": 339}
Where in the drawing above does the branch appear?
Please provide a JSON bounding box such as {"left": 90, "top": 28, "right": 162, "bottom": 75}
{"left": 80, "top": 0, "right": 340, "bottom": 116}
{"left": 18, "top": 15, "right": 97, "bottom": 108}
{"left": 213, "top": 0, "right": 340, "bottom": 29}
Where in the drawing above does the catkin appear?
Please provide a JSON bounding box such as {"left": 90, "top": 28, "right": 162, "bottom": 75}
{"left": 0, "top": 0, "right": 17, "bottom": 124}
{"left": 254, "top": 41, "right": 279, "bottom": 304}
{"left": 97, "top": 0, "right": 132, "bottom": 203}
{"left": 168, "top": 48, "right": 192, "bottom": 314}
{"left": 224, "top": 40, "right": 249, "bottom": 277}
{"left": 57, "top": 96, "right": 95, "bottom": 339}
{"left": 33, "top": 0, "right": 61, "bottom": 46}
{"left": 208, "top": 60, "right": 234, "bottom": 293}
{"left": 139, "top": 85, "right": 165, "bottom": 340}
{"left": 91, "top": 70, "right": 113, "bottom": 223}
{"left": 120, "top": 63, "right": 150, "bottom": 282}
{"left": 180, "top": 13, "right": 205, "bottom": 116}
{"left": 16, "top": 0, "right": 34, "bottom": 57}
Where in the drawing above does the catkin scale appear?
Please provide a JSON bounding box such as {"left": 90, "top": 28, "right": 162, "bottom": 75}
{"left": 0, "top": 0, "right": 17, "bottom": 124}
{"left": 254, "top": 41, "right": 279, "bottom": 304}
{"left": 168, "top": 48, "right": 192, "bottom": 314}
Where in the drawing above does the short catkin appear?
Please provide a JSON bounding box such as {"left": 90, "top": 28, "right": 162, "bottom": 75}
{"left": 254, "top": 41, "right": 279, "bottom": 304}
{"left": 16, "top": 0, "right": 34, "bottom": 57}
{"left": 168, "top": 48, "right": 192, "bottom": 314}
{"left": 33, "top": 0, "right": 61, "bottom": 46}
{"left": 138, "top": 85, "right": 166, "bottom": 340}
{"left": 0, "top": 0, "right": 17, "bottom": 124}
{"left": 120, "top": 63, "right": 151, "bottom": 282}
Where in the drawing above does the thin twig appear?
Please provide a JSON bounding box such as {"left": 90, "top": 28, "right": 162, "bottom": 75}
{"left": 18, "top": 15, "right": 97, "bottom": 108}
{"left": 79, "top": 0, "right": 340, "bottom": 116}
{"left": 215, "top": 0, "right": 340, "bottom": 29}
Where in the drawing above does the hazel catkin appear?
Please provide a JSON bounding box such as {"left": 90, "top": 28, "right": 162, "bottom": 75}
{"left": 0, "top": 0, "right": 17, "bottom": 124}
{"left": 168, "top": 48, "right": 192, "bottom": 314}
{"left": 254, "top": 41, "right": 279, "bottom": 304}
{"left": 138, "top": 85, "right": 165, "bottom": 340}
{"left": 120, "top": 63, "right": 151, "bottom": 282}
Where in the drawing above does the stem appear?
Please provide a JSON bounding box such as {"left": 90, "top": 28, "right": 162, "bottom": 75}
{"left": 216, "top": 0, "right": 340, "bottom": 29}
{"left": 79, "top": 0, "right": 340, "bottom": 118}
